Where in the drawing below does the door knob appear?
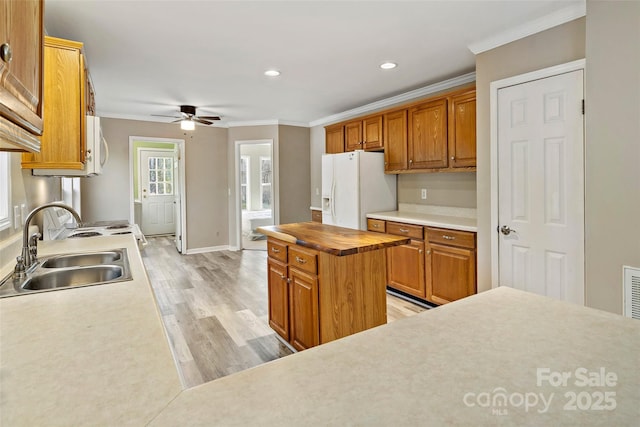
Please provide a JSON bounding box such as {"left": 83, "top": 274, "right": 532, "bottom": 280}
{"left": 499, "top": 225, "right": 516, "bottom": 236}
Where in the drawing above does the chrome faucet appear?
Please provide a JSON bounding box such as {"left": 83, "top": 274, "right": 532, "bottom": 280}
{"left": 16, "top": 202, "right": 82, "bottom": 275}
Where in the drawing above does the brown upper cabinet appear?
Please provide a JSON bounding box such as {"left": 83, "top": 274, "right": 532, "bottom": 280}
{"left": 0, "top": 0, "right": 44, "bottom": 152}
{"left": 325, "top": 123, "right": 344, "bottom": 154}
{"left": 344, "top": 114, "right": 383, "bottom": 152}
{"left": 408, "top": 98, "right": 448, "bottom": 170}
{"left": 448, "top": 90, "right": 477, "bottom": 168}
{"left": 326, "top": 85, "right": 476, "bottom": 173}
{"left": 22, "top": 36, "right": 91, "bottom": 170}
{"left": 383, "top": 109, "right": 408, "bottom": 172}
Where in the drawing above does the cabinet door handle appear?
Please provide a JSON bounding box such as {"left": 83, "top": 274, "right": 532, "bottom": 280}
{"left": 0, "top": 43, "right": 12, "bottom": 63}
{"left": 426, "top": 250, "right": 431, "bottom": 255}
{"left": 280, "top": 275, "right": 286, "bottom": 280}
{"left": 450, "top": 156, "right": 455, "bottom": 160}
{"left": 442, "top": 235, "right": 455, "bottom": 240}
{"left": 271, "top": 247, "right": 280, "bottom": 253}
{"left": 419, "top": 249, "right": 423, "bottom": 254}
{"left": 409, "top": 159, "right": 413, "bottom": 164}
{"left": 295, "top": 256, "right": 307, "bottom": 264}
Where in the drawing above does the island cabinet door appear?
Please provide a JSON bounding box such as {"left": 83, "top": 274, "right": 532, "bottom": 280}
{"left": 387, "top": 239, "right": 426, "bottom": 299}
{"left": 289, "top": 268, "right": 319, "bottom": 351}
{"left": 267, "top": 258, "right": 289, "bottom": 341}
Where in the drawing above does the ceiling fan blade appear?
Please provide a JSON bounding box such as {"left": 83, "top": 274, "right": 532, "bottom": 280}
{"left": 193, "top": 117, "right": 213, "bottom": 125}
{"left": 151, "top": 114, "right": 181, "bottom": 118}
{"left": 197, "top": 115, "right": 221, "bottom": 120}
{"left": 171, "top": 119, "right": 182, "bottom": 123}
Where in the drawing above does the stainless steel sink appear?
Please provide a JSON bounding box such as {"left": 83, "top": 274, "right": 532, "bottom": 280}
{"left": 41, "top": 251, "right": 122, "bottom": 268}
{"left": 22, "top": 265, "right": 125, "bottom": 290}
{"left": 0, "top": 248, "right": 132, "bottom": 298}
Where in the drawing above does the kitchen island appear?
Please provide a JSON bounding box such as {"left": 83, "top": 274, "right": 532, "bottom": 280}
{"left": 256, "top": 221, "right": 410, "bottom": 350}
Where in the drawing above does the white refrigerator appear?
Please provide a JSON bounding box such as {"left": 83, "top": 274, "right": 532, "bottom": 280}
{"left": 322, "top": 151, "right": 397, "bottom": 230}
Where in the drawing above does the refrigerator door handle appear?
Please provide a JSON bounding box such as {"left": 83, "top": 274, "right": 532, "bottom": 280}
{"left": 331, "top": 181, "right": 336, "bottom": 218}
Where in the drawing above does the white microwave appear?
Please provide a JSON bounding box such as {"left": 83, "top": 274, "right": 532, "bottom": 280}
{"left": 33, "top": 115, "right": 109, "bottom": 177}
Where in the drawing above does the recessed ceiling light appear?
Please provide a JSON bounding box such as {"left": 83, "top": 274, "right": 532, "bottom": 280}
{"left": 380, "top": 62, "right": 397, "bottom": 70}
{"left": 264, "top": 69, "right": 281, "bottom": 77}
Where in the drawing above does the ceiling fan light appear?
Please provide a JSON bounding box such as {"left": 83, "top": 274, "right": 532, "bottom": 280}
{"left": 180, "top": 119, "right": 195, "bottom": 131}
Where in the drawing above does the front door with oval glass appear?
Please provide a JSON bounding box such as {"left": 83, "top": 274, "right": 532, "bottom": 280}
{"left": 140, "top": 149, "right": 176, "bottom": 235}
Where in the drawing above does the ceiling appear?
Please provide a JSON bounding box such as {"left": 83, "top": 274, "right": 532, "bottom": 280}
{"left": 43, "top": 0, "right": 583, "bottom": 127}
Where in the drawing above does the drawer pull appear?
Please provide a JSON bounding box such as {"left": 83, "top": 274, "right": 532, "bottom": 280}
{"left": 442, "top": 235, "right": 455, "bottom": 240}
{"left": 295, "top": 256, "right": 307, "bottom": 264}
{"left": 399, "top": 228, "right": 410, "bottom": 233}
{"left": 426, "top": 250, "right": 431, "bottom": 255}
{"left": 271, "top": 247, "right": 281, "bottom": 253}
{"left": 373, "top": 224, "right": 379, "bottom": 228}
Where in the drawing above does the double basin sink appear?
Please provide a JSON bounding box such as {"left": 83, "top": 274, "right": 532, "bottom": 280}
{"left": 0, "top": 248, "right": 132, "bottom": 298}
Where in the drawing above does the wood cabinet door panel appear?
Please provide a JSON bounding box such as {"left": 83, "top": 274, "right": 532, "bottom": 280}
{"left": 428, "top": 243, "right": 476, "bottom": 305}
{"left": 363, "top": 115, "right": 383, "bottom": 150}
{"left": 0, "top": 0, "right": 44, "bottom": 137}
{"left": 449, "top": 91, "right": 476, "bottom": 168}
{"left": 267, "top": 258, "right": 290, "bottom": 341}
{"left": 387, "top": 239, "right": 426, "bottom": 298}
{"left": 325, "top": 124, "right": 344, "bottom": 154}
{"left": 408, "top": 99, "right": 448, "bottom": 169}
{"left": 344, "top": 120, "right": 362, "bottom": 152}
{"left": 22, "top": 36, "right": 86, "bottom": 168}
{"left": 383, "top": 109, "right": 407, "bottom": 172}
{"left": 289, "top": 268, "right": 319, "bottom": 351}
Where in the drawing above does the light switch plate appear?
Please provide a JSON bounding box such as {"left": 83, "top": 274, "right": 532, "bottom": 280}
{"left": 421, "top": 189, "right": 427, "bottom": 200}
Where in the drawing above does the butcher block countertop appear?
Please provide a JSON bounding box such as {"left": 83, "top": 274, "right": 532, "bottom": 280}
{"left": 257, "top": 221, "right": 410, "bottom": 256}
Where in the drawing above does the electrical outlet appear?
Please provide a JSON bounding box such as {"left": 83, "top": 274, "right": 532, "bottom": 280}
{"left": 20, "top": 204, "right": 26, "bottom": 222}
{"left": 421, "top": 189, "right": 427, "bottom": 200}
{"left": 315, "top": 188, "right": 320, "bottom": 196}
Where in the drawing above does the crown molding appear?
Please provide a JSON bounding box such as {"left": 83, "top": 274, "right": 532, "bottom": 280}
{"left": 226, "top": 119, "right": 309, "bottom": 128}
{"left": 308, "top": 72, "right": 476, "bottom": 128}
{"left": 468, "top": 1, "right": 586, "bottom": 55}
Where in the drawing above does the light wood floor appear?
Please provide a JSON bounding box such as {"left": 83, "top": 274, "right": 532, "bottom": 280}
{"left": 141, "top": 236, "right": 426, "bottom": 389}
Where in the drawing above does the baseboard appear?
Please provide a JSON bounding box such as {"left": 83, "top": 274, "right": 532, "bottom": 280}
{"left": 184, "top": 245, "right": 230, "bottom": 255}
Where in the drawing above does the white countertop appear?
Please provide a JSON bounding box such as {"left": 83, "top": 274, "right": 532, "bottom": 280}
{"left": 367, "top": 210, "right": 477, "bottom": 232}
{"left": 2, "top": 236, "right": 638, "bottom": 425}
{"left": 0, "top": 235, "right": 182, "bottom": 425}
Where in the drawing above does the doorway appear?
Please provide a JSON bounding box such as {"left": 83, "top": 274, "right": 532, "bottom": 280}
{"left": 235, "top": 139, "right": 274, "bottom": 250}
{"left": 129, "top": 137, "right": 186, "bottom": 252}
{"left": 490, "top": 60, "right": 585, "bottom": 305}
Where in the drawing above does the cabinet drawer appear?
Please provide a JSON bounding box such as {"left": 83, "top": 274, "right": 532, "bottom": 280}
{"left": 289, "top": 246, "right": 318, "bottom": 275}
{"left": 267, "top": 239, "right": 288, "bottom": 263}
{"left": 367, "top": 218, "right": 386, "bottom": 233}
{"left": 387, "top": 222, "right": 423, "bottom": 240}
{"left": 311, "top": 209, "right": 322, "bottom": 223}
{"left": 425, "top": 227, "right": 475, "bottom": 249}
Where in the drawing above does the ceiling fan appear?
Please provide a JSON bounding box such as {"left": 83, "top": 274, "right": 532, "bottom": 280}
{"left": 153, "top": 105, "right": 221, "bottom": 130}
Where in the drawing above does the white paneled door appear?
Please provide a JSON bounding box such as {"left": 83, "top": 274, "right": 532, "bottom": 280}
{"left": 140, "top": 149, "right": 176, "bottom": 236}
{"left": 497, "top": 70, "right": 584, "bottom": 305}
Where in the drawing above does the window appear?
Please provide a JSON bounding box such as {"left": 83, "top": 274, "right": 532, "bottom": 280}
{"left": 0, "top": 153, "right": 10, "bottom": 231}
{"left": 260, "top": 156, "right": 272, "bottom": 209}
{"left": 148, "top": 156, "right": 174, "bottom": 195}
{"left": 240, "top": 156, "right": 250, "bottom": 210}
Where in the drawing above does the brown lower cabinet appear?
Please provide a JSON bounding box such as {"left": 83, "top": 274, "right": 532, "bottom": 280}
{"left": 368, "top": 219, "right": 476, "bottom": 305}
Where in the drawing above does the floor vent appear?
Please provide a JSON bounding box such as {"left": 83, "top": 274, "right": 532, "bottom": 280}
{"left": 623, "top": 266, "right": 640, "bottom": 319}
